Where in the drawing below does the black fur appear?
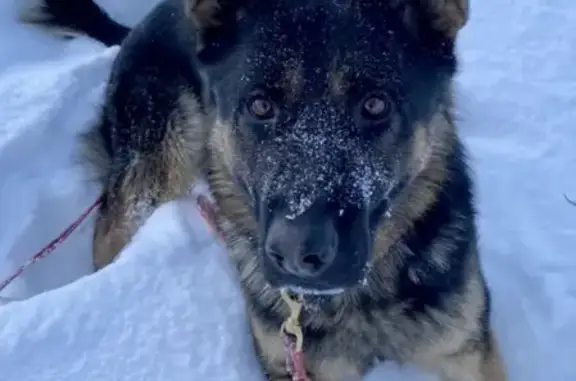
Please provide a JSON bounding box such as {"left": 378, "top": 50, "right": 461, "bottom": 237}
{"left": 20, "top": 0, "right": 130, "bottom": 46}
{"left": 21, "top": 0, "right": 507, "bottom": 379}
{"left": 99, "top": 0, "right": 204, "bottom": 157}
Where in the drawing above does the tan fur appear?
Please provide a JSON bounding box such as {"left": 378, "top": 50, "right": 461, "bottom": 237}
{"left": 426, "top": 0, "right": 470, "bottom": 38}
{"left": 185, "top": 0, "right": 222, "bottom": 28}
{"left": 359, "top": 110, "right": 456, "bottom": 300}
{"left": 481, "top": 334, "right": 507, "bottom": 381}
{"left": 207, "top": 119, "right": 259, "bottom": 238}
{"left": 85, "top": 93, "right": 208, "bottom": 269}
{"left": 419, "top": 330, "right": 506, "bottom": 381}
{"left": 250, "top": 315, "right": 291, "bottom": 379}
{"left": 399, "top": 0, "right": 470, "bottom": 39}
{"left": 281, "top": 58, "right": 304, "bottom": 104}
{"left": 328, "top": 57, "right": 351, "bottom": 99}
{"left": 206, "top": 101, "right": 507, "bottom": 380}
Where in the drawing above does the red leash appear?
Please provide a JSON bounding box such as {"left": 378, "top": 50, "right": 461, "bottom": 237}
{"left": 0, "top": 192, "right": 310, "bottom": 381}
{"left": 282, "top": 331, "right": 310, "bottom": 381}
{"left": 0, "top": 194, "right": 217, "bottom": 295}
{"left": 0, "top": 196, "right": 103, "bottom": 294}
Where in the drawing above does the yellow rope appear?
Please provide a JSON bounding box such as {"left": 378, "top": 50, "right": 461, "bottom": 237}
{"left": 280, "top": 289, "right": 305, "bottom": 351}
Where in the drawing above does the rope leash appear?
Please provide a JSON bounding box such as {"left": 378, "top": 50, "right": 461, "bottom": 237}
{"left": 0, "top": 196, "right": 103, "bottom": 294}
{"left": 280, "top": 289, "right": 310, "bottom": 381}
{"left": 0, "top": 194, "right": 211, "bottom": 295}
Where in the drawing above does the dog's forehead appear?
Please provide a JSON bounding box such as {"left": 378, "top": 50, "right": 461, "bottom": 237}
{"left": 242, "top": 0, "right": 402, "bottom": 91}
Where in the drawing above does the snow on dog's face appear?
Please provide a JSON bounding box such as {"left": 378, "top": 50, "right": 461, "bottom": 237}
{"left": 193, "top": 0, "right": 467, "bottom": 293}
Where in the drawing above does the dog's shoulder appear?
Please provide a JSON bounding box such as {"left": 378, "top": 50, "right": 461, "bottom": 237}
{"left": 100, "top": 0, "right": 208, "bottom": 158}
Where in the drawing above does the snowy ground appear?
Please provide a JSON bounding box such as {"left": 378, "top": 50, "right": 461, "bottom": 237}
{"left": 0, "top": 0, "right": 574, "bottom": 380}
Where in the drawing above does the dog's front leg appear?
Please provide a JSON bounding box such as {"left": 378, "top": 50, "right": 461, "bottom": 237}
{"left": 92, "top": 149, "right": 197, "bottom": 271}
{"left": 86, "top": 92, "right": 207, "bottom": 271}
{"left": 428, "top": 330, "right": 507, "bottom": 381}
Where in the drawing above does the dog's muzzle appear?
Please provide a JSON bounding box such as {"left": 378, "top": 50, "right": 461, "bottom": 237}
{"left": 260, "top": 200, "right": 370, "bottom": 293}
{"left": 265, "top": 211, "right": 338, "bottom": 279}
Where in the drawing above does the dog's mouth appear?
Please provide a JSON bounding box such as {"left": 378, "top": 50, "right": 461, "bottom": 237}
{"left": 281, "top": 286, "right": 344, "bottom": 309}
{"left": 283, "top": 285, "right": 345, "bottom": 296}
{"left": 265, "top": 261, "right": 372, "bottom": 302}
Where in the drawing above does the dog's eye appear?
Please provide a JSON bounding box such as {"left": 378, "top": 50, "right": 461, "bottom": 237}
{"left": 361, "top": 94, "right": 391, "bottom": 120}
{"left": 247, "top": 95, "right": 275, "bottom": 120}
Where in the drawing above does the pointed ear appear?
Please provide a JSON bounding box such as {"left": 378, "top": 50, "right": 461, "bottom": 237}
{"left": 402, "top": 0, "right": 469, "bottom": 40}
{"left": 185, "top": 0, "right": 248, "bottom": 64}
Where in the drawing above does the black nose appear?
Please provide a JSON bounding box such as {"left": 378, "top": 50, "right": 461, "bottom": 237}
{"left": 264, "top": 214, "right": 337, "bottom": 278}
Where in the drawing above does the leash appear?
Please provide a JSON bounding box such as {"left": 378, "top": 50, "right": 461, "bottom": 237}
{"left": 0, "top": 192, "right": 310, "bottom": 380}
{"left": 279, "top": 289, "right": 310, "bottom": 381}
{"left": 196, "top": 195, "right": 310, "bottom": 381}
{"left": 0, "top": 196, "right": 103, "bottom": 294}
{"left": 0, "top": 194, "right": 211, "bottom": 294}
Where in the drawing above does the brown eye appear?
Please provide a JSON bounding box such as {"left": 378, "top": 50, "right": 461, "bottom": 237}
{"left": 361, "top": 95, "right": 390, "bottom": 120}
{"left": 248, "top": 95, "right": 275, "bottom": 120}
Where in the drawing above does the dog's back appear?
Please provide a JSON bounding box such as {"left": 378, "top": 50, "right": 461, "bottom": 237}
{"left": 22, "top": 0, "right": 211, "bottom": 268}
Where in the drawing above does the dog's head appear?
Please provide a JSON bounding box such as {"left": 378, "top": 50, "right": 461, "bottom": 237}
{"left": 189, "top": 0, "right": 468, "bottom": 294}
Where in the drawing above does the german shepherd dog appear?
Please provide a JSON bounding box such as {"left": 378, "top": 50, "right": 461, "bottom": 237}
{"left": 21, "top": 0, "right": 507, "bottom": 379}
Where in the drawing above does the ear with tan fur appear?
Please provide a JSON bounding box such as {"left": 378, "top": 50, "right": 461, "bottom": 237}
{"left": 185, "top": 0, "right": 223, "bottom": 29}
{"left": 402, "top": 0, "right": 470, "bottom": 40}
{"left": 184, "top": 0, "right": 248, "bottom": 64}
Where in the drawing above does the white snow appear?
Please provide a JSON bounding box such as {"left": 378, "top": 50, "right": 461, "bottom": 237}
{"left": 0, "top": 0, "right": 575, "bottom": 380}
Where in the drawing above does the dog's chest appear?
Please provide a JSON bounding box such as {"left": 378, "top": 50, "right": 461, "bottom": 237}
{"left": 250, "top": 314, "right": 382, "bottom": 381}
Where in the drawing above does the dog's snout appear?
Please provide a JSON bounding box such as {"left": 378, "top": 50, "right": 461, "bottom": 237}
{"left": 264, "top": 215, "right": 337, "bottom": 278}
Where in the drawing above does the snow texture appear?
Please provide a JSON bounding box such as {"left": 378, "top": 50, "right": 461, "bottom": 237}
{"left": 0, "top": 0, "right": 575, "bottom": 380}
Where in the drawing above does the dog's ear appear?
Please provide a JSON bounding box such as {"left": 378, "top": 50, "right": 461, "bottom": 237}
{"left": 401, "top": 0, "right": 469, "bottom": 40}
{"left": 185, "top": 0, "right": 248, "bottom": 65}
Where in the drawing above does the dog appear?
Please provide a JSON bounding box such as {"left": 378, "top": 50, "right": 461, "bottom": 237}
{"left": 21, "top": 0, "right": 507, "bottom": 380}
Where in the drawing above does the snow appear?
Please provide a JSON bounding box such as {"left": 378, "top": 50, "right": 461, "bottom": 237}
{"left": 0, "top": 0, "right": 574, "bottom": 380}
